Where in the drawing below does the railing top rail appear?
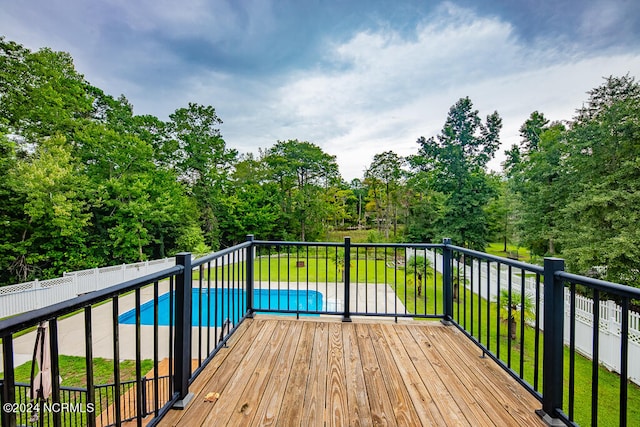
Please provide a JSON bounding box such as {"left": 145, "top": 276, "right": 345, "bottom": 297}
{"left": 0, "top": 265, "right": 183, "bottom": 336}
{"left": 351, "top": 242, "right": 444, "bottom": 249}
{"left": 253, "top": 240, "right": 343, "bottom": 248}
{"left": 192, "top": 241, "right": 251, "bottom": 267}
{"left": 557, "top": 271, "right": 640, "bottom": 299}
{"left": 447, "top": 244, "right": 545, "bottom": 274}
{"left": 12, "top": 381, "right": 88, "bottom": 393}
{"left": 253, "top": 240, "right": 444, "bottom": 250}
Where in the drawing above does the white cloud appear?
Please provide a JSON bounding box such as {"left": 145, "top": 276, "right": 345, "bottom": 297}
{"left": 258, "top": 6, "right": 640, "bottom": 180}
{"left": 104, "top": 0, "right": 274, "bottom": 42}
{"left": 3, "top": 1, "right": 639, "bottom": 182}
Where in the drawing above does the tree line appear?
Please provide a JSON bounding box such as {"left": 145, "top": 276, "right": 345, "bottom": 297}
{"left": 1, "top": 37, "right": 639, "bottom": 288}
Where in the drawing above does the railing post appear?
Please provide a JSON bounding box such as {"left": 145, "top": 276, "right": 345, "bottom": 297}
{"left": 246, "top": 234, "right": 255, "bottom": 318}
{"left": 442, "top": 238, "right": 453, "bottom": 323}
{"left": 538, "top": 257, "right": 565, "bottom": 424}
{"left": 141, "top": 377, "right": 148, "bottom": 416}
{"left": 49, "top": 319, "right": 62, "bottom": 427}
{"left": 2, "top": 336, "right": 16, "bottom": 427}
{"left": 342, "top": 237, "right": 352, "bottom": 322}
{"left": 173, "top": 253, "right": 194, "bottom": 409}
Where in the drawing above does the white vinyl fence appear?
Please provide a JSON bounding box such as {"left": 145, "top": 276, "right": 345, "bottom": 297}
{"left": 423, "top": 250, "right": 640, "bottom": 386}
{"left": 0, "top": 258, "right": 175, "bottom": 318}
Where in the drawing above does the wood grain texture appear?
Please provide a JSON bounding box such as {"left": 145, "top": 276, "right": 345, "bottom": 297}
{"left": 157, "top": 317, "right": 545, "bottom": 427}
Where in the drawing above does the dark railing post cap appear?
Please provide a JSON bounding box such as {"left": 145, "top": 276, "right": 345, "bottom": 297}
{"left": 442, "top": 238, "right": 452, "bottom": 245}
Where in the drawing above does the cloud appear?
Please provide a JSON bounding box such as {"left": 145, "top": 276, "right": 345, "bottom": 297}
{"left": 578, "top": 0, "right": 640, "bottom": 47}
{"left": 262, "top": 4, "right": 640, "bottom": 179}
{"left": 2, "top": 1, "right": 639, "bottom": 181}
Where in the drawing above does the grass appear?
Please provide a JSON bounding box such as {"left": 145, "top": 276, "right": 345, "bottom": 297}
{"left": 325, "top": 228, "right": 405, "bottom": 243}
{"left": 14, "top": 355, "right": 153, "bottom": 388}
{"left": 449, "top": 286, "right": 640, "bottom": 426}
{"left": 325, "top": 229, "right": 373, "bottom": 242}
{"left": 485, "top": 242, "right": 533, "bottom": 263}
{"left": 12, "top": 355, "right": 154, "bottom": 424}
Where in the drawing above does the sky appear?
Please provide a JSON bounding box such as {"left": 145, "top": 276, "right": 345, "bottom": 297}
{"left": 2, "top": 0, "right": 640, "bottom": 180}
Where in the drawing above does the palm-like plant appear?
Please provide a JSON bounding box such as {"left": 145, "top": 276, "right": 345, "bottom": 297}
{"left": 452, "top": 267, "right": 468, "bottom": 301}
{"left": 497, "top": 289, "right": 535, "bottom": 340}
{"left": 405, "top": 255, "right": 433, "bottom": 296}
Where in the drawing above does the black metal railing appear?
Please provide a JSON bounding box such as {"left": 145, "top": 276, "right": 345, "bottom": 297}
{"left": 0, "top": 241, "right": 251, "bottom": 427}
{"left": 1, "top": 235, "right": 638, "bottom": 426}
{"left": 2, "top": 376, "right": 169, "bottom": 427}
{"left": 442, "top": 244, "right": 546, "bottom": 396}
{"left": 551, "top": 270, "right": 640, "bottom": 427}
{"left": 442, "top": 244, "right": 640, "bottom": 427}
{"left": 251, "top": 239, "right": 444, "bottom": 320}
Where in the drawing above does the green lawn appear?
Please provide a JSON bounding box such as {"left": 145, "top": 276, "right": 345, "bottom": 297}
{"left": 325, "top": 229, "right": 374, "bottom": 242}
{"left": 451, "top": 287, "right": 640, "bottom": 426}
{"left": 485, "top": 242, "right": 533, "bottom": 263}
{"left": 14, "top": 355, "right": 152, "bottom": 387}
{"left": 13, "top": 356, "right": 153, "bottom": 423}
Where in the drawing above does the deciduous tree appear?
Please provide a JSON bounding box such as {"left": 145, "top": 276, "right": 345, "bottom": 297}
{"left": 412, "top": 97, "right": 501, "bottom": 249}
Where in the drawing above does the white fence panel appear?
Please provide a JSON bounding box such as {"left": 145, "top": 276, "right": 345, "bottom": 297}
{"left": 1, "top": 257, "right": 175, "bottom": 318}
{"left": 565, "top": 294, "right": 640, "bottom": 385}
{"left": 0, "top": 282, "right": 37, "bottom": 315}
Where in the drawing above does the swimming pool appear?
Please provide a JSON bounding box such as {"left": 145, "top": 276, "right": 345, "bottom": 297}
{"left": 118, "top": 288, "right": 323, "bottom": 326}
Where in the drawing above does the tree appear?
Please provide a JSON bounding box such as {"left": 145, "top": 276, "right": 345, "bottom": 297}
{"left": 559, "top": 75, "right": 640, "bottom": 286}
{"left": 0, "top": 130, "right": 27, "bottom": 284}
{"left": 325, "top": 185, "right": 356, "bottom": 229}
{"left": 0, "top": 38, "right": 93, "bottom": 140}
{"left": 349, "top": 178, "right": 366, "bottom": 229}
{"left": 0, "top": 37, "right": 234, "bottom": 284}
{"left": 402, "top": 167, "right": 445, "bottom": 243}
{"left": 364, "top": 151, "right": 404, "bottom": 239}
{"left": 167, "top": 103, "right": 238, "bottom": 248}
{"left": 7, "top": 136, "right": 94, "bottom": 280}
{"left": 263, "top": 139, "right": 340, "bottom": 240}
{"left": 74, "top": 120, "right": 203, "bottom": 263}
{"left": 484, "top": 176, "right": 519, "bottom": 252}
{"left": 412, "top": 97, "right": 502, "bottom": 249}
{"left": 405, "top": 255, "right": 433, "bottom": 296}
{"left": 214, "top": 153, "right": 282, "bottom": 244}
{"left": 518, "top": 110, "right": 549, "bottom": 152}
{"left": 497, "top": 289, "right": 535, "bottom": 340}
{"left": 504, "top": 112, "right": 567, "bottom": 256}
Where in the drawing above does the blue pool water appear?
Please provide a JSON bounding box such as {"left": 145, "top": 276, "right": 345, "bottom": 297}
{"left": 118, "top": 288, "right": 323, "bottom": 326}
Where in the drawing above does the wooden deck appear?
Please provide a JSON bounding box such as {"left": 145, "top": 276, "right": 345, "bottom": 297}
{"left": 158, "top": 317, "right": 544, "bottom": 426}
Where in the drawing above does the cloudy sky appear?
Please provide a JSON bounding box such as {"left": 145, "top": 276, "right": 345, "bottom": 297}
{"left": 2, "top": 0, "right": 640, "bottom": 180}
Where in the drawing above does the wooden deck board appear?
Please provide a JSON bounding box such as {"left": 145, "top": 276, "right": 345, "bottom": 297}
{"left": 198, "top": 320, "right": 278, "bottom": 426}
{"left": 379, "top": 323, "right": 444, "bottom": 426}
{"left": 326, "top": 322, "right": 348, "bottom": 426}
{"left": 399, "top": 325, "right": 472, "bottom": 426}
{"left": 342, "top": 323, "right": 372, "bottom": 427}
{"left": 369, "top": 323, "right": 421, "bottom": 424}
{"left": 275, "top": 321, "right": 315, "bottom": 426}
{"left": 303, "top": 320, "right": 328, "bottom": 425}
{"left": 250, "top": 320, "right": 303, "bottom": 426}
{"left": 355, "top": 323, "right": 398, "bottom": 427}
{"left": 158, "top": 317, "right": 545, "bottom": 427}
{"left": 429, "top": 327, "right": 543, "bottom": 426}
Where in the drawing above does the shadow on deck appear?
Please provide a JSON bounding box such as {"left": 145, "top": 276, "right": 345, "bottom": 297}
{"left": 158, "top": 316, "right": 544, "bottom": 426}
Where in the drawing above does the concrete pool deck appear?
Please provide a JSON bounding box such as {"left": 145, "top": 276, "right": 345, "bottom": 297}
{"left": 6, "top": 280, "right": 409, "bottom": 369}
